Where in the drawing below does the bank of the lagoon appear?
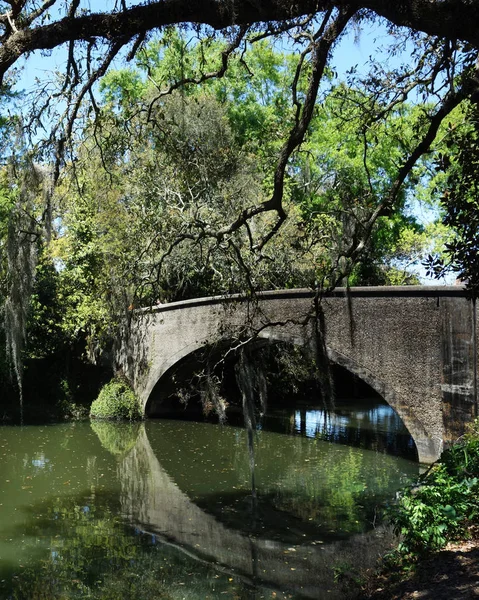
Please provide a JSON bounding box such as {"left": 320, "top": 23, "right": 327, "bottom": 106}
{"left": 362, "top": 531, "right": 479, "bottom": 600}
{"left": 359, "top": 416, "right": 479, "bottom": 600}
{"left": 0, "top": 396, "right": 419, "bottom": 599}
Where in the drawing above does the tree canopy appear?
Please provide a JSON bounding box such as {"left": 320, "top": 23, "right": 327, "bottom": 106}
{"left": 4, "top": 2, "right": 474, "bottom": 266}
{"left": 0, "top": 0, "right": 478, "bottom": 417}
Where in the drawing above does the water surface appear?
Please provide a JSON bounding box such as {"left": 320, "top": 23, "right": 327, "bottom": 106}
{"left": 0, "top": 398, "right": 418, "bottom": 599}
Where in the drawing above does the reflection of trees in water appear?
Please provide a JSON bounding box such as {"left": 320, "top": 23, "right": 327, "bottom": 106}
{"left": 118, "top": 423, "right": 405, "bottom": 599}
{"left": 0, "top": 421, "right": 414, "bottom": 600}
{"left": 254, "top": 430, "right": 415, "bottom": 537}
{"left": 139, "top": 419, "right": 417, "bottom": 542}
{"left": 290, "top": 403, "right": 416, "bottom": 460}
{"left": 2, "top": 492, "right": 241, "bottom": 600}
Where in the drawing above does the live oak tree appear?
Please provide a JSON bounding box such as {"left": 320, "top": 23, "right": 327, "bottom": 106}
{"left": 0, "top": 1, "right": 476, "bottom": 281}
{"left": 1, "top": 1, "right": 479, "bottom": 81}
{"left": 1, "top": 1, "right": 475, "bottom": 276}
{"left": 1, "top": 0, "right": 479, "bottom": 416}
{"left": 53, "top": 35, "right": 441, "bottom": 324}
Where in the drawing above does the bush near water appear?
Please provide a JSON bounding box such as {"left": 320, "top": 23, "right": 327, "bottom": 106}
{"left": 387, "top": 418, "right": 479, "bottom": 560}
{"left": 90, "top": 379, "right": 142, "bottom": 421}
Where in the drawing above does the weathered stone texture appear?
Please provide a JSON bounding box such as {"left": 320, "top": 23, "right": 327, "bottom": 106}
{"left": 121, "top": 286, "right": 477, "bottom": 464}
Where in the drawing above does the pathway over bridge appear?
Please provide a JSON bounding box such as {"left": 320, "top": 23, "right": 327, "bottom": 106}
{"left": 119, "top": 286, "right": 478, "bottom": 464}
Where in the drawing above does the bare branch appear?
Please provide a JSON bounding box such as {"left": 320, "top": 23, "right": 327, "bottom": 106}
{"left": 23, "top": 0, "right": 56, "bottom": 27}
{"left": 67, "top": 0, "right": 80, "bottom": 19}
{"left": 64, "top": 38, "right": 130, "bottom": 141}
{"left": 264, "top": 8, "right": 356, "bottom": 221}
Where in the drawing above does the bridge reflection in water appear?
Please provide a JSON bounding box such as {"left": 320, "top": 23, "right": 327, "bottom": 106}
{"left": 117, "top": 421, "right": 418, "bottom": 599}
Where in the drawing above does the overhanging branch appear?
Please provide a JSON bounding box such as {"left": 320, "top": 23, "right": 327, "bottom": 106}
{"left": 2, "top": 1, "right": 479, "bottom": 85}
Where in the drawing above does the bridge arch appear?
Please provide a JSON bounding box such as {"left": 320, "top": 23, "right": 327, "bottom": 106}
{"left": 143, "top": 331, "right": 426, "bottom": 461}
{"left": 142, "top": 334, "right": 237, "bottom": 415}
{"left": 326, "top": 348, "right": 432, "bottom": 463}
{"left": 123, "top": 286, "right": 476, "bottom": 464}
{"left": 144, "top": 335, "right": 276, "bottom": 417}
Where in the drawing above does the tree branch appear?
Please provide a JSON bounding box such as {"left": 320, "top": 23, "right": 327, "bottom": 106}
{"left": 1, "top": 1, "right": 479, "bottom": 85}
{"left": 334, "top": 75, "right": 474, "bottom": 285}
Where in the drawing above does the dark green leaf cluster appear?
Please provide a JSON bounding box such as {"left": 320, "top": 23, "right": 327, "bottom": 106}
{"left": 426, "top": 104, "right": 479, "bottom": 295}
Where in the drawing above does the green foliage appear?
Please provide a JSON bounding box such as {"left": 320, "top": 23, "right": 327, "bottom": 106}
{"left": 293, "top": 90, "right": 440, "bottom": 285}
{"left": 425, "top": 102, "right": 479, "bottom": 295}
{"left": 1, "top": 492, "right": 247, "bottom": 600}
{"left": 388, "top": 419, "right": 479, "bottom": 559}
{"left": 90, "top": 379, "right": 142, "bottom": 421}
{"left": 333, "top": 561, "right": 364, "bottom": 586}
{"left": 27, "top": 249, "right": 66, "bottom": 358}
{"left": 54, "top": 189, "right": 112, "bottom": 344}
{"left": 90, "top": 421, "right": 141, "bottom": 456}
{"left": 19, "top": 356, "right": 108, "bottom": 423}
{"left": 94, "top": 34, "right": 439, "bottom": 297}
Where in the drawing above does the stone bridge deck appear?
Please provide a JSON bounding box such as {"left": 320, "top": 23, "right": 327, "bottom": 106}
{"left": 120, "top": 286, "right": 478, "bottom": 464}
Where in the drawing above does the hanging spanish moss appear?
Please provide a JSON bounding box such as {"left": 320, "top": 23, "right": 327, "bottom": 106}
{"left": 234, "top": 346, "right": 268, "bottom": 508}
{"left": 4, "top": 159, "right": 53, "bottom": 423}
{"left": 199, "top": 366, "right": 228, "bottom": 424}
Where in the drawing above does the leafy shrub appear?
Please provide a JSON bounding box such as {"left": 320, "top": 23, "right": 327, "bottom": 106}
{"left": 90, "top": 379, "right": 142, "bottom": 421}
{"left": 388, "top": 419, "right": 479, "bottom": 558}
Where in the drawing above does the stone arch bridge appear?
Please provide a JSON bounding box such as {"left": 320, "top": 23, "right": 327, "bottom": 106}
{"left": 119, "top": 286, "right": 478, "bottom": 464}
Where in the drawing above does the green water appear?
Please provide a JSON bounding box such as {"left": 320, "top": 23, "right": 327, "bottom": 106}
{"left": 0, "top": 400, "right": 418, "bottom": 599}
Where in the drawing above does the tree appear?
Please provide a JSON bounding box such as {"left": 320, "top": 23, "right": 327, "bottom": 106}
{"left": 1, "top": 0, "right": 479, "bottom": 85}
{"left": 1, "top": 3, "right": 478, "bottom": 241}
{"left": 2, "top": 3, "right": 476, "bottom": 260}
{"left": 425, "top": 102, "right": 479, "bottom": 296}
{"left": 56, "top": 34, "right": 446, "bottom": 321}
{"left": 1, "top": 0, "right": 478, "bottom": 421}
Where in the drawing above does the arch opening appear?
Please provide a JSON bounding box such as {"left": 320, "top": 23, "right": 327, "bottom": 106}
{"left": 145, "top": 339, "right": 418, "bottom": 461}
{"left": 145, "top": 338, "right": 246, "bottom": 420}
